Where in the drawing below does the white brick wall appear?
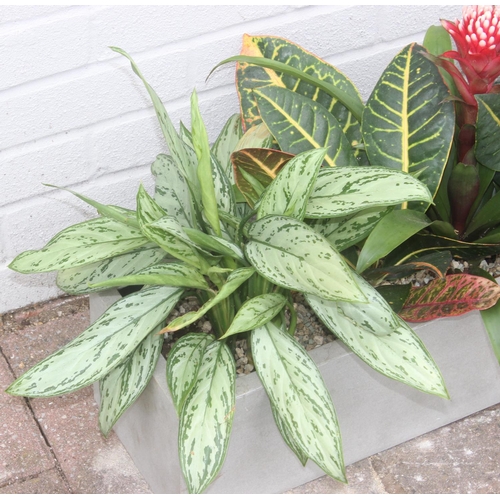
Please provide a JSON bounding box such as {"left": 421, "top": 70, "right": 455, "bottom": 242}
{"left": 0, "top": 4, "right": 463, "bottom": 313}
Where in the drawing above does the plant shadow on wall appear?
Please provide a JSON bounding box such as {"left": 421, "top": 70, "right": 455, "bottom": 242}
{"left": 6, "top": 5, "right": 500, "bottom": 494}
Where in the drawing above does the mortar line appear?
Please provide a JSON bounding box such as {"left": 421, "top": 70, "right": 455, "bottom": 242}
{"left": 0, "top": 468, "right": 68, "bottom": 491}
{"left": 0, "top": 344, "right": 74, "bottom": 493}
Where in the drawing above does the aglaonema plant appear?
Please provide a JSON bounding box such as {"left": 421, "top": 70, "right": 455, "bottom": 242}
{"left": 7, "top": 48, "right": 448, "bottom": 494}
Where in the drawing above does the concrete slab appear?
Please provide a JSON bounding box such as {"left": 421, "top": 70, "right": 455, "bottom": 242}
{"left": 0, "top": 355, "right": 55, "bottom": 487}
{"left": 287, "top": 459, "right": 387, "bottom": 494}
{"left": 0, "top": 469, "right": 70, "bottom": 494}
{"left": 0, "top": 351, "right": 22, "bottom": 408}
{"left": 0, "top": 296, "right": 89, "bottom": 378}
{"left": 30, "top": 387, "right": 151, "bottom": 494}
{"left": 370, "top": 403, "right": 500, "bottom": 494}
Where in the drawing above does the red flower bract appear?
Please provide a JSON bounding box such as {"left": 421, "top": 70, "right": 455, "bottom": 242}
{"left": 441, "top": 5, "right": 500, "bottom": 91}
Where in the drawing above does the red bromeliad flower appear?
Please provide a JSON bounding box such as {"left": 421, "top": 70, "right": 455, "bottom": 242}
{"left": 439, "top": 6, "right": 500, "bottom": 124}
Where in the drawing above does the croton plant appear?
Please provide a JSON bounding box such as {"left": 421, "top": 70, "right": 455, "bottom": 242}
{"left": 6, "top": 5, "right": 500, "bottom": 495}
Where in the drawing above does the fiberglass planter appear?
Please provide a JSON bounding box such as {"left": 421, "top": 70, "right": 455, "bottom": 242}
{"left": 91, "top": 287, "right": 500, "bottom": 494}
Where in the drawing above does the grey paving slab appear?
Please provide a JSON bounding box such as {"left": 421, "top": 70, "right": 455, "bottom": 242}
{"left": 370, "top": 403, "right": 500, "bottom": 494}
{"left": 287, "top": 459, "right": 387, "bottom": 494}
{"left": 0, "top": 469, "right": 70, "bottom": 494}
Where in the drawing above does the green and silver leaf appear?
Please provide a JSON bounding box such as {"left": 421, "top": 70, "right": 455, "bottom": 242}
{"left": 245, "top": 215, "right": 366, "bottom": 302}
{"left": 310, "top": 207, "right": 389, "bottom": 252}
{"left": 88, "top": 262, "right": 209, "bottom": 290}
{"left": 98, "top": 324, "right": 164, "bottom": 436}
{"left": 252, "top": 322, "right": 346, "bottom": 482}
{"left": 137, "top": 184, "right": 167, "bottom": 227}
{"left": 271, "top": 405, "right": 308, "bottom": 466}
{"left": 257, "top": 148, "right": 326, "bottom": 221}
{"left": 142, "top": 216, "right": 207, "bottom": 270}
{"left": 166, "top": 332, "right": 215, "bottom": 414}
{"left": 191, "top": 90, "right": 222, "bottom": 237}
{"left": 184, "top": 227, "right": 246, "bottom": 263}
{"left": 211, "top": 113, "right": 243, "bottom": 179}
{"left": 306, "top": 275, "right": 448, "bottom": 398}
{"left": 111, "top": 47, "right": 199, "bottom": 194}
{"left": 44, "top": 184, "right": 140, "bottom": 229}
{"left": 7, "top": 286, "right": 182, "bottom": 397}
{"left": 151, "top": 154, "right": 195, "bottom": 228}
{"left": 56, "top": 244, "right": 167, "bottom": 295}
{"left": 219, "top": 293, "right": 287, "bottom": 339}
{"left": 164, "top": 267, "right": 255, "bottom": 332}
{"left": 9, "top": 217, "right": 149, "bottom": 274}
{"left": 179, "top": 340, "right": 236, "bottom": 494}
{"left": 305, "top": 166, "right": 433, "bottom": 219}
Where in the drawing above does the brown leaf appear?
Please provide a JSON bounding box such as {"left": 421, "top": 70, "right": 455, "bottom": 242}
{"left": 231, "top": 148, "right": 293, "bottom": 206}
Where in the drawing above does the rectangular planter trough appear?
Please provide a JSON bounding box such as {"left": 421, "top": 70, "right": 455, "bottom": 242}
{"left": 91, "top": 288, "right": 500, "bottom": 494}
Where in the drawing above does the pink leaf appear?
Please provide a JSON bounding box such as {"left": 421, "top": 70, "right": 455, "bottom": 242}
{"left": 399, "top": 274, "right": 500, "bottom": 323}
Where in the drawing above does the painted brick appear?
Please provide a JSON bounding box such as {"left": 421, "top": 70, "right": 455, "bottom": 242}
{"left": 0, "top": 5, "right": 67, "bottom": 24}
{"left": 89, "top": 85, "right": 239, "bottom": 178}
{"left": 0, "top": 265, "right": 61, "bottom": 318}
{"left": 87, "top": 5, "right": 304, "bottom": 63}
{"left": 0, "top": 10, "right": 93, "bottom": 91}
{"left": 1, "top": 49, "right": 190, "bottom": 152}
{"left": 0, "top": 135, "right": 96, "bottom": 207}
{"left": 378, "top": 5, "right": 462, "bottom": 42}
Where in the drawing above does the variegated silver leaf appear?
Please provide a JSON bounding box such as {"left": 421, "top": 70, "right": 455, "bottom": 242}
{"left": 45, "top": 184, "right": 140, "bottom": 229}
{"left": 271, "top": 404, "right": 308, "bottom": 466}
{"left": 245, "top": 215, "right": 366, "bottom": 302}
{"left": 151, "top": 154, "right": 195, "bottom": 229}
{"left": 305, "top": 166, "right": 433, "bottom": 219}
{"left": 257, "top": 148, "right": 326, "bottom": 221}
{"left": 7, "top": 286, "right": 182, "bottom": 397}
{"left": 306, "top": 275, "right": 449, "bottom": 397}
{"left": 179, "top": 340, "right": 236, "bottom": 494}
{"left": 166, "top": 332, "right": 215, "bottom": 414}
{"left": 136, "top": 183, "right": 167, "bottom": 227}
{"left": 111, "top": 47, "right": 200, "bottom": 196}
{"left": 211, "top": 113, "right": 243, "bottom": 180}
{"left": 252, "top": 322, "right": 346, "bottom": 482}
{"left": 220, "top": 293, "right": 287, "bottom": 339}
{"left": 9, "top": 217, "right": 149, "bottom": 274}
{"left": 310, "top": 207, "right": 389, "bottom": 252}
{"left": 183, "top": 227, "right": 246, "bottom": 263}
{"left": 98, "top": 324, "right": 164, "bottom": 436}
{"left": 211, "top": 152, "right": 237, "bottom": 218}
{"left": 56, "top": 244, "right": 167, "bottom": 295}
{"left": 142, "top": 216, "right": 207, "bottom": 270}
{"left": 88, "top": 262, "right": 209, "bottom": 290}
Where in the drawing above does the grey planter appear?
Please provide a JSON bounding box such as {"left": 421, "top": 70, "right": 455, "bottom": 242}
{"left": 91, "top": 288, "right": 500, "bottom": 494}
